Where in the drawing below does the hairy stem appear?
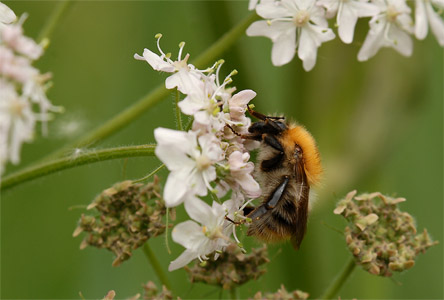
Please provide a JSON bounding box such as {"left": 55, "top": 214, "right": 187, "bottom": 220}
{"left": 142, "top": 243, "right": 172, "bottom": 290}
{"left": 319, "top": 257, "right": 356, "bottom": 299}
{"left": 1, "top": 145, "right": 155, "bottom": 191}
{"left": 37, "top": 0, "right": 73, "bottom": 43}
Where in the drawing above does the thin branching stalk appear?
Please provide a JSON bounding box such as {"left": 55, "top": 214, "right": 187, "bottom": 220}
{"left": 37, "top": 0, "right": 73, "bottom": 43}
{"left": 319, "top": 257, "right": 356, "bottom": 299}
{"left": 1, "top": 145, "right": 155, "bottom": 191}
{"left": 133, "top": 164, "right": 165, "bottom": 183}
{"left": 230, "top": 287, "right": 238, "bottom": 300}
{"left": 142, "top": 243, "right": 172, "bottom": 290}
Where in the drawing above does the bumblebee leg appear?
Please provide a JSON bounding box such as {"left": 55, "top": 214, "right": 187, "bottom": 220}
{"left": 266, "top": 176, "right": 290, "bottom": 209}
{"left": 247, "top": 176, "right": 290, "bottom": 220}
{"left": 263, "top": 134, "right": 284, "bottom": 152}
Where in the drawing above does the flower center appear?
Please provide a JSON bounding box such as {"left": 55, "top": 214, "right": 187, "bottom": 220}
{"left": 9, "top": 99, "right": 26, "bottom": 117}
{"left": 196, "top": 155, "right": 212, "bottom": 171}
{"left": 386, "top": 5, "right": 400, "bottom": 22}
{"left": 293, "top": 10, "right": 310, "bottom": 27}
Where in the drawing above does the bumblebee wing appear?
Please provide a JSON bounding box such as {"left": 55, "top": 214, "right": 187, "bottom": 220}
{"left": 290, "top": 158, "right": 310, "bottom": 250}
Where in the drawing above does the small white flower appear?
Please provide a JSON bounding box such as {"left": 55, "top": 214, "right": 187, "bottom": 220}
{"left": 0, "top": 2, "right": 16, "bottom": 28}
{"left": 415, "top": 0, "right": 444, "bottom": 46}
{"left": 246, "top": 0, "right": 335, "bottom": 70}
{"left": 154, "top": 128, "right": 224, "bottom": 207}
{"left": 0, "top": 79, "right": 35, "bottom": 174}
{"left": 318, "top": 0, "right": 379, "bottom": 43}
{"left": 1, "top": 22, "right": 43, "bottom": 59}
{"left": 358, "top": 0, "right": 414, "bottom": 61}
{"left": 228, "top": 151, "right": 261, "bottom": 198}
{"left": 134, "top": 34, "right": 202, "bottom": 95}
{"left": 168, "top": 198, "right": 231, "bottom": 271}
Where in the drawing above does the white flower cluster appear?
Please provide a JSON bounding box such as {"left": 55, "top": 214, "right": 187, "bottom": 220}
{"left": 0, "top": 3, "right": 60, "bottom": 179}
{"left": 135, "top": 35, "right": 262, "bottom": 271}
{"left": 247, "top": 0, "right": 444, "bottom": 70}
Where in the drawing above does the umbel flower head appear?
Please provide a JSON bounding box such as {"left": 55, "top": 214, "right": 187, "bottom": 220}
{"left": 0, "top": 7, "right": 61, "bottom": 180}
{"left": 73, "top": 178, "right": 174, "bottom": 266}
{"left": 334, "top": 190, "right": 438, "bottom": 276}
{"left": 185, "top": 243, "right": 269, "bottom": 290}
{"left": 136, "top": 35, "right": 262, "bottom": 270}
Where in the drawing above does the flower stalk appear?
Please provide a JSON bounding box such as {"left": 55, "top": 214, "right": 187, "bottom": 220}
{"left": 143, "top": 243, "right": 172, "bottom": 291}
{"left": 37, "top": 0, "right": 73, "bottom": 43}
{"left": 319, "top": 257, "right": 356, "bottom": 299}
{"left": 1, "top": 145, "right": 155, "bottom": 191}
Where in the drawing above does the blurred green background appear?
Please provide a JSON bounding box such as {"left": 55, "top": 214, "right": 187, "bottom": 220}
{"left": 1, "top": 1, "right": 442, "bottom": 299}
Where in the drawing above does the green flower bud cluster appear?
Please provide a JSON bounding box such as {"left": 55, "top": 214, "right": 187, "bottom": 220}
{"left": 185, "top": 244, "right": 269, "bottom": 290}
{"left": 250, "top": 284, "right": 309, "bottom": 300}
{"left": 73, "top": 177, "right": 173, "bottom": 266}
{"left": 334, "top": 190, "right": 438, "bottom": 276}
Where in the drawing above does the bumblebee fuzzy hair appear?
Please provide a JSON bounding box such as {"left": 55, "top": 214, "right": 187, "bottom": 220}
{"left": 280, "top": 123, "right": 323, "bottom": 186}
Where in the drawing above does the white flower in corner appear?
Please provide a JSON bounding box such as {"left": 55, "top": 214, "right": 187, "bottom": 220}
{"left": 358, "top": 0, "right": 414, "bottom": 61}
{"left": 246, "top": 0, "right": 335, "bottom": 70}
{"left": 168, "top": 198, "right": 231, "bottom": 271}
{"left": 318, "top": 0, "right": 379, "bottom": 43}
{"left": 0, "top": 2, "right": 16, "bottom": 28}
{"left": 154, "top": 128, "right": 224, "bottom": 207}
{"left": 415, "top": 0, "right": 444, "bottom": 46}
{"left": 134, "top": 34, "right": 202, "bottom": 95}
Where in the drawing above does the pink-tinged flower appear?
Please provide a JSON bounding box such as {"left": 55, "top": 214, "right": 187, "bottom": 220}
{"left": 415, "top": 0, "right": 444, "bottom": 46}
{"left": 228, "top": 89, "right": 256, "bottom": 123}
{"left": 1, "top": 22, "right": 43, "bottom": 59}
{"left": 134, "top": 34, "right": 202, "bottom": 95}
{"left": 246, "top": 0, "right": 335, "bottom": 70}
{"left": 168, "top": 198, "right": 232, "bottom": 271}
{"left": 318, "top": 0, "right": 379, "bottom": 43}
{"left": 0, "top": 79, "right": 35, "bottom": 175}
{"left": 228, "top": 151, "right": 261, "bottom": 198}
{"left": 358, "top": 0, "right": 414, "bottom": 61}
{"left": 0, "top": 2, "right": 16, "bottom": 28}
{"left": 154, "top": 128, "right": 224, "bottom": 207}
{"left": 179, "top": 68, "right": 238, "bottom": 133}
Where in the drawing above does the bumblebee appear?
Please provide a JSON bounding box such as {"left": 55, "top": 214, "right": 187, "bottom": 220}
{"left": 236, "top": 107, "right": 322, "bottom": 250}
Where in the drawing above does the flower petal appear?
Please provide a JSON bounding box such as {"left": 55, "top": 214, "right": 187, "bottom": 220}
{"left": 184, "top": 196, "right": 215, "bottom": 225}
{"left": 427, "top": 1, "right": 444, "bottom": 46}
{"left": 164, "top": 171, "right": 191, "bottom": 207}
{"left": 271, "top": 27, "right": 296, "bottom": 66}
{"left": 338, "top": 3, "right": 359, "bottom": 44}
{"left": 168, "top": 249, "right": 198, "bottom": 271}
{"left": 357, "top": 18, "right": 385, "bottom": 61}
{"left": 171, "top": 220, "right": 203, "bottom": 248}
{"left": 134, "top": 49, "right": 175, "bottom": 72}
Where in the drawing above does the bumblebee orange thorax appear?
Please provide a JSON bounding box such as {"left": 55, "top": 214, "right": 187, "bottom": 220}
{"left": 280, "top": 125, "right": 322, "bottom": 186}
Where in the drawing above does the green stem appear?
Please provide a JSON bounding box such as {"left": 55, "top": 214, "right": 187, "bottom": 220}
{"left": 230, "top": 287, "right": 238, "bottom": 300}
{"left": 175, "top": 89, "right": 183, "bottom": 131}
{"left": 142, "top": 243, "right": 172, "bottom": 290}
{"left": 132, "top": 164, "right": 165, "bottom": 183}
{"left": 319, "top": 257, "right": 356, "bottom": 299}
{"left": 37, "top": 0, "right": 73, "bottom": 43}
{"left": 1, "top": 145, "right": 155, "bottom": 191}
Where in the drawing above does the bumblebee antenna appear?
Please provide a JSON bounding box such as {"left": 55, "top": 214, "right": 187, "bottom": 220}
{"left": 247, "top": 105, "right": 285, "bottom": 121}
